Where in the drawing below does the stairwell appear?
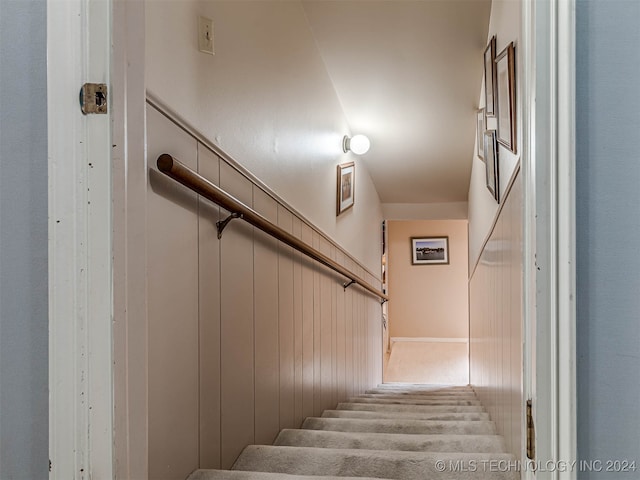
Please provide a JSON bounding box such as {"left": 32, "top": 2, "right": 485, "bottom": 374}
{"left": 188, "top": 384, "right": 519, "bottom": 480}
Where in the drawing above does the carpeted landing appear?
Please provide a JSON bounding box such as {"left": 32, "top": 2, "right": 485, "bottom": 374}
{"left": 188, "top": 384, "right": 519, "bottom": 480}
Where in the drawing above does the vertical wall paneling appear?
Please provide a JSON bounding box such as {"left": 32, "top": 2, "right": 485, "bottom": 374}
{"left": 369, "top": 279, "right": 381, "bottom": 386}
{"left": 349, "top": 258, "right": 357, "bottom": 397}
{"left": 312, "top": 231, "right": 323, "bottom": 416}
{"left": 335, "top": 251, "right": 347, "bottom": 402}
{"left": 146, "top": 106, "right": 384, "bottom": 475}
{"left": 344, "top": 262, "right": 354, "bottom": 399}
{"left": 360, "top": 290, "right": 365, "bottom": 395}
{"left": 277, "top": 205, "right": 295, "bottom": 430}
{"left": 292, "top": 217, "right": 304, "bottom": 427}
{"left": 354, "top": 277, "right": 362, "bottom": 395}
{"left": 469, "top": 172, "right": 523, "bottom": 458}
{"left": 219, "top": 162, "right": 255, "bottom": 468}
{"left": 197, "top": 145, "right": 222, "bottom": 468}
{"left": 330, "top": 245, "right": 338, "bottom": 407}
{"left": 253, "top": 187, "right": 280, "bottom": 445}
{"left": 301, "top": 224, "right": 315, "bottom": 419}
{"left": 319, "top": 239, "right": 333, "bottom": 411}
{"left": 146, "top": 106, "right": 200, "bottom": 479}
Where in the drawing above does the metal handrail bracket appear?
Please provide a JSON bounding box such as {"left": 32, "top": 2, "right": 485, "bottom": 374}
{"left": 157, "top": 153, "right": 388, "bottom": 302}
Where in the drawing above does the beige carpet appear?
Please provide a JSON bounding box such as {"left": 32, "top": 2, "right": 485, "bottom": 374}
{"left": 189, "top": 385, "right": 518, "bottom": 480}
{"left": 384, "top": 341, "right": 469, "bottom": 384}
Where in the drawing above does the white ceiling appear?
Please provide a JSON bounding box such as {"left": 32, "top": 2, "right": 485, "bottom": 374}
{"left": 301, "top": 0, "right": 491, "bottom": 205}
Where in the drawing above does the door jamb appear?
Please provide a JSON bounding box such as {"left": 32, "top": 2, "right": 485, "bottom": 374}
{"left": 48, "top": 0, "right": 114, "bottom": 477}
{"left": 522, "top": 0, "right": 577, "bottom": 478}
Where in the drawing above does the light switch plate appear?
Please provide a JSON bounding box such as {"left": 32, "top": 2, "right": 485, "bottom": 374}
{"left": 198, "top": 16, "right": 214, "bottom": 55}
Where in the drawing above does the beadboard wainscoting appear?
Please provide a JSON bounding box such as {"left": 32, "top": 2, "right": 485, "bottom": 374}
{"left": 469, "top": 170, "right": 523, "bottom": 458}
{"left": 146, "top": 102, "right": 384, "bottom": 479}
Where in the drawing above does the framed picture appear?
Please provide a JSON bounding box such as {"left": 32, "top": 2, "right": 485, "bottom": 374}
{"left": 496, "top": 42, "right": 516, "bottom": 153}
{"left": 411, "top": 237, "right": 449, "bottom": 265}
{"left": 484, "top": 130, "right": 499, "bottom": 203}
{"left": 476, "top": 108, "right": 486, "bottom": 160}
{"left": 483, "top": 36, "right": 497, "bottom": 116}
{"left": 336, "top": 162, "right": 355, "bottom": 215}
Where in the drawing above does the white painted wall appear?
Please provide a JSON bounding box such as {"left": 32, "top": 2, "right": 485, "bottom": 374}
{"left": 468, "top": 0, "right": 522, "bottom": 270}
{"left": 145, "top": 0, "right": 383, "bottom": 272}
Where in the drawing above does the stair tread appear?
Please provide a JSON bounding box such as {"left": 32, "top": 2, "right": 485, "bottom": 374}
{"left": 322, "top": 409, "right": 490, "bottom": 421}
{"left": 364, "top": 388, "right": 476, "bottom": 398}
{"left": 275, "top": 429, "right": 506, "bottom": 452}
{"left": 347, "top": 396, "right": 482, "bottom": 405}
{"left": 233, "top": 445, "right": 519, "bottom": 480}
{"left": 187, "top": 469, "right": 390, "bottom": 480}
{"left": 302, "top": 417, "right": 496, "bottom": 435}
{"left": 375, "top": 384, "right": 473, "bottom": 391}
{"left": 337, "top": 402, "right": 485, "bottom": 413}
{"left": 361, "top": 393, "right": 480, "bottom": 400}
{"left": 189, "top": 470, "right": 387, "bottom": 480}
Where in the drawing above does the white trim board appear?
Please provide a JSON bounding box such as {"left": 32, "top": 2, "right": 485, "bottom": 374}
{"left": 48, "top": 0, "right": 114, "bottom": 477}
{"left": 391, "top": 337, "right": 469, "bottom": 344}
{"left": 521, "top": 0, "right": 577, "bottom": 478}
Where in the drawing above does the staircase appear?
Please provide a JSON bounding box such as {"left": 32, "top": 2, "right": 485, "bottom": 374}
{"left": 188, "top": 384, "right": 519, "bottom": 480}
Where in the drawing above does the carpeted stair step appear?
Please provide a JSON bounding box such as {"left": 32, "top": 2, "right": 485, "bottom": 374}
{"left": 356, "top": 393, "right": 480, "bottom": 401}
{"left": 302, "top": 417, "right": 497, "bottom": 435}
{"left": 274, "top": 429, "right": 506, "bottom": 453}
{"left": 337, "top": 402, "right": 485, "bottom": 413}
{"left": 346, "top": 396, "right": 482, "bottom": 406}
{"left": 232, "top": 445, "right": 519, "bottom": 480}
{"left": 364, "top": 388, "right": 476, "bottom": 398}
{"left": 366, "top": 388, "right": 476, "bottom": 396}
{"left": 368, "top": 388, "right": 476, "bottom": 396}
{"left": 372, "top": 384, "right": 473, "bottom": 391}
{"left": 322, "top": 409, "right": 490, "bottom": 421}
{"left": 188, "top": 471, "right": 386, "bottom": 480}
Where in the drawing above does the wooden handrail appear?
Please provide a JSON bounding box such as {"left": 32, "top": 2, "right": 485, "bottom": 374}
{"left": 157, "top": 154, "right": 389, "bottom": 302}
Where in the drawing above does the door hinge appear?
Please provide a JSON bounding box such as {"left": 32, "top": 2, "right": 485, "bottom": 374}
{"left": 80, "top": 83, "right": 108, "bottom": 114}
{"left": 526, "top": 399, "right": 535, "bottom": 459}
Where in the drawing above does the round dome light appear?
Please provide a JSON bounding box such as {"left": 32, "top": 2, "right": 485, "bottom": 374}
{"left": 343, "top": 134, "right": 371, "bottom": 155}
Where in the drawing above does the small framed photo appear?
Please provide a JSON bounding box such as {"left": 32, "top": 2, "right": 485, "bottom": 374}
{"left": 496, "top": 42, "right": 516, "bottom": 153}
{"left": 476, "top": 108, "right": 486, "bottom": 160}
{"left": 411, "top": 237, "right": 449, "bottom": 265}
{"left": 483, "top": 36, "right": 497, "bottom": 117}
{"left": 484, "top": 130, "right": 499, "bottom": 203}
{"left": 336, "top": 162, "right": 355, "bottom": 215}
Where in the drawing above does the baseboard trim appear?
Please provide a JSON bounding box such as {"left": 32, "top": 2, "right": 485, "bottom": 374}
{"left": 390, "top": 337, "right": 469, "bottom": 344}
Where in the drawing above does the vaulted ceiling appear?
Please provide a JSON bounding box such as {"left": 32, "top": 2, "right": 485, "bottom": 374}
{"left": 301, "top": 0, "right": 492, "bottom": 205}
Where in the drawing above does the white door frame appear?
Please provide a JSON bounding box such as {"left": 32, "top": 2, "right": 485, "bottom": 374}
{"left": 48, "top": 0, "right": 114, "bottom": 477}
{"left": 522, "top": 0, "right": 576, "bottom": 478}
{"left": 47, "top": 0, "right": 577, "bottom": 477}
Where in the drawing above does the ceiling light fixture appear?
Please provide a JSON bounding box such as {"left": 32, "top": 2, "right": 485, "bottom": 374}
{"left": 343, "top": 134, "right": 371, "bottom": 155}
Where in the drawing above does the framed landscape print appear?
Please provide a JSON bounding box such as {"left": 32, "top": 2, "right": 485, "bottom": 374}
{"left": 484, "top": 130, "right": 499, "bottom": 203}
{"left": 411, "top": 237, "right": 449, "bottom": 265}
{"left": 483, "top": 36, "right": 497, "bottom": 116}
{"left": 336, "top": 162, "right": 355, "bottom": 215}
{"left": 496, "top": 42, "right": 516, "bottom": 153}
{"left": 477, "top": 108, "right": 486, "bottom": 160}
